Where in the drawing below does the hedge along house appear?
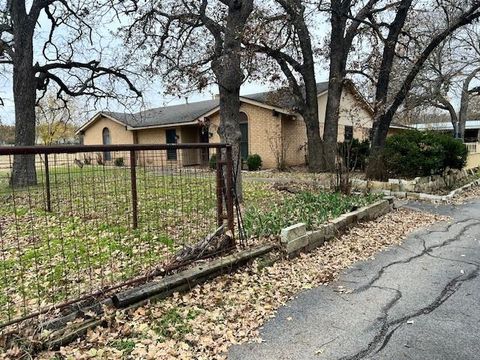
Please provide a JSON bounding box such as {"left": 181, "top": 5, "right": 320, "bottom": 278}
{"left": 76, "top": 81, "right": 374, "bottom": 169}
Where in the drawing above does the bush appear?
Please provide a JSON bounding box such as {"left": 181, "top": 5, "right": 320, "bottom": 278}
{"left": 114, "top": 157, "right": 125, "bottom": 167}
{"left": 209, "top": 154, "right": 217, "bottom": 170}
{"left": 434, "top": 133, "right": 468, "bottom": 169}
{"left": 246, "top": 154, "right": 262, "bottom": 171}
{"left": 338, "top": 139, "right": 370, "bottom": 171}
{"left": 383, "top": 130, "right": 467, "bottom": 178}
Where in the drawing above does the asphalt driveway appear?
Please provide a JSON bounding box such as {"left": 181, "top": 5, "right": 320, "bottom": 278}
{"left": 229, "top": 200, "right": 480, "bottom": 360}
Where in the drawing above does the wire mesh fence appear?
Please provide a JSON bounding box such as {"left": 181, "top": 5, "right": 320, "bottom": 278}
{"left": 0, "top": 144, "right": 235, "bottom": 330}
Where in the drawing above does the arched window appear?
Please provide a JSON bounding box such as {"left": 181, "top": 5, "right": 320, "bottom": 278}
{"left": 102, "top": 127, "right": 112, "bottom": 161}
{"left": 239, "top": 112, "right": 249, "bottom": 160}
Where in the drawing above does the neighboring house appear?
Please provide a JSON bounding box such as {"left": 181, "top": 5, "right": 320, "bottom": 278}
{"left": 412, "top": 121, "right": 480, "bottom": 143}
{"left": 388, "top": 122, "right": 413, "bottom": 137}
{"left": 76, "top": 81, "right": 374, "bottom": 169}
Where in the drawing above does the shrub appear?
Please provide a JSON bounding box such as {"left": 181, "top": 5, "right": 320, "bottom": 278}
{"left": 246, "top": 154, "right": 262, "bottom": 171}
{"left": 383, "top": 130, "right": 467, "bottom": 178}
{"left": 433, "top": 133, "right": 468, "bottom": 169}
{"left": 338, "top": 139, "right": 370, "bottom": 171}
{"left": 114, "top": 157, "right": 125, "bottom": 167}
{"left": 209, "top": 154, "right": 217, "bottom": 170}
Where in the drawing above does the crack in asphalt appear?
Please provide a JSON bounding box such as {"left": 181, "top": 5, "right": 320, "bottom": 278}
{"left": 339, "top": 218, "right": 480, "bottom": 360}
{"left": 353, "top": 218, "right": 478, "bottom": 294}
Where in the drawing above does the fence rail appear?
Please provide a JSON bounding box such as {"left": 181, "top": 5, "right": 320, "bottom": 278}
{"left": 465, "top": 142, "right": 479, "bottom": 154}
{"left": 0, "top": 143, "right": 235, "bottom": 330}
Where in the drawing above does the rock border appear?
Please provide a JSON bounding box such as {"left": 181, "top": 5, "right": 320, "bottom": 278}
{"left": 280, "top": 199, "right": 393, "bottom": 257}
{"left": 20, "top": 197, "right": 395, "bottom": 352}
{"left": 388, "top": 178, "right": 480, "bottom": 203}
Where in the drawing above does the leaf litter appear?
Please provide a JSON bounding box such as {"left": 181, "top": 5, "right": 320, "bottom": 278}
{"left": 9, "top": 208, "right": 448, "bottom": 360}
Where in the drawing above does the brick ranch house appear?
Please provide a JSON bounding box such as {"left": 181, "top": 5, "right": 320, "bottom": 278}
{"left": 76, "top": 81, "right": 374, "bottom": 169}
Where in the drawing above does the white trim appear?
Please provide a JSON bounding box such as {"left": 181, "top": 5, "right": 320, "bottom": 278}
{"left": 199, "top": 106, "right": 221, "bottom": 119}
{"left": 317, "top": 90, "right": 328, "bottom": 98}
{"left": 239, "top": 97, "right": 297, "bottom": 115}
{"left": 127, "top": 120, "right": 199, "bottom": 130}
{"left": 75, "top": 112, "right": 128, "bottom": 135}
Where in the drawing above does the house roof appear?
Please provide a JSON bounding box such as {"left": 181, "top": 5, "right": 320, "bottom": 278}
{"left": 241, "top": 82, "right": 329, "bottom": 109}
{"left": 77, "top": 81, "right": 370, "bottom": 134}
{"left": 390, "top": 122, "right": 412, "bottom": 130}
{"left": 413, "top": 121, "right": 480, "bottom": 131}
{"left": 103, "top": 99, "right": 220, "bottom": 129}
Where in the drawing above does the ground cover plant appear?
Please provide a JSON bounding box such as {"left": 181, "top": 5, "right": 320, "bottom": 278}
{"left": 243, "top": 191, "right": 380, "bottom": 237}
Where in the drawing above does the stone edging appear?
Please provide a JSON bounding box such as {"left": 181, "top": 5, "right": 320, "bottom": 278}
{"left": 280, "top": 198, "right": 393, "bottom": 257}
{"left": 391, "top": 178, "right": 480, "bottom": 203}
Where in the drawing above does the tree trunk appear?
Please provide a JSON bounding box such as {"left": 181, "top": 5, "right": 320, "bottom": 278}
{"left": 303, "top": 108, "right": 323, "bottom": 171}
{"left": 215, "top": 82, "right": 243, "bottom": 202}
{"left": 210, "top": 0, "right": 253, "bottom": 202}
{"left": 323, "top": 3, "right": 348, "bottom": 172}
{"left": 10, "top": 11, "right": 37, "bottom": 187}
{"left": 443, "top": 101, "right": 459, "bottom": 138}
{"left": 366, "top": 112, "right": 390, "bottom": 180}
{"left": 459, "top": 67, "right": 480, "bottom": 140}
{"left": 323, "top": 75, "right": 343, "bottom": 171}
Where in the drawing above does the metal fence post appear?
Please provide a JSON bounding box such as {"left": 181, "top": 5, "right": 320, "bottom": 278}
{"left": 130, "top": 150, "right": 138, "bottom": 229}
{"left": 215, "top": 147, "right": 224, "bottom": 227}
{"left": 225, "top": 146, "right": 235, "bottom": 234}
{"left": 44, "top": 154, "right": 51, "bottom": 212}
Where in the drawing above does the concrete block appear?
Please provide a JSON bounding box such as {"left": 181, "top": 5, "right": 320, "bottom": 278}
{"left": 330, "top": 216, "right": 347, "bottom": 231}
{"left": 391, "top": 191, "right": 407, "bottom": 199}
{"left": 407, "top": 192, "right": 420, "bottom": 200}
{"left": 285, "top": 234, "right": 309, "bottom": 255}
{"left": 418, "top": 193, "right": 442, "bottom": 202}
{"left": 370, "top": 180, "right": 389, "bottom": 191}
{"left": 343, "top": 211, "right": 358, "bottom": 226}
{"left": 323, "top": 223, "right": 336, "bottom": 240}
{"left": 306, "top": 230, "right": 326, "bottom": 251}
{"left": 362, "top": 201, "right": 389, "bottom": 220}
{"left": 383, "top": 196, "right": 395, "bottom": 204}
{"left": 351, "top": 179, "right": 368, "bottom": 191}
{"left": 403, "top": 181, "right": 416, "bottom": 192}
{"left": 353, "top": 205, "right": 370, "bottom": 221}
{"left": 390, "top": 183, "right": 401, "bottom": 192}
{"left": 280, "top": 223, "right": 306, "bottom": 244}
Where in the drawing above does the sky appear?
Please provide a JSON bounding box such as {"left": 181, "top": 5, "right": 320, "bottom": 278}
{"left": 0, "top": 2, "right": 330, "bottom": 127}
{"left": 0, "top": 2, "right": 329, "bottom": 127}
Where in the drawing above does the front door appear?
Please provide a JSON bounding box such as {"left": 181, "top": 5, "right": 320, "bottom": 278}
{"left": 166, "top": 129, "right": 177, "bottom": 161}
{"left": 199, "top": 127, "right": 210, "bottom": 165}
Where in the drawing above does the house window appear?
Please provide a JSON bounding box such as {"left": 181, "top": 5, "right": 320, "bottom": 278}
{"left": 166, "top": 129, "right": 177, "bottom": 161}
{"left": 102, "top": 127, "right": 111, "bottom": 161}
{"left": 239, "top": 112, "right": 249, "bottom": 160}
{"left": 344, "top": 125, "right": 353, "bottom": 142}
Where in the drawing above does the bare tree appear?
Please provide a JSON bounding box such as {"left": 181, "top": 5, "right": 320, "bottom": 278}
{"left": 0, "top": 0, "right": 141, "bottom": 186}
{"left": 322, "top": 0, "right": 384, "bottom": 170}
{"left": 36, "top": 93, "right": 80, "bottom": 145}
{"left": 244, "top": 0, "right": 323, "bottom": 171}
{"left": 124, "top": 0, "right": 254, "bottom": 200}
